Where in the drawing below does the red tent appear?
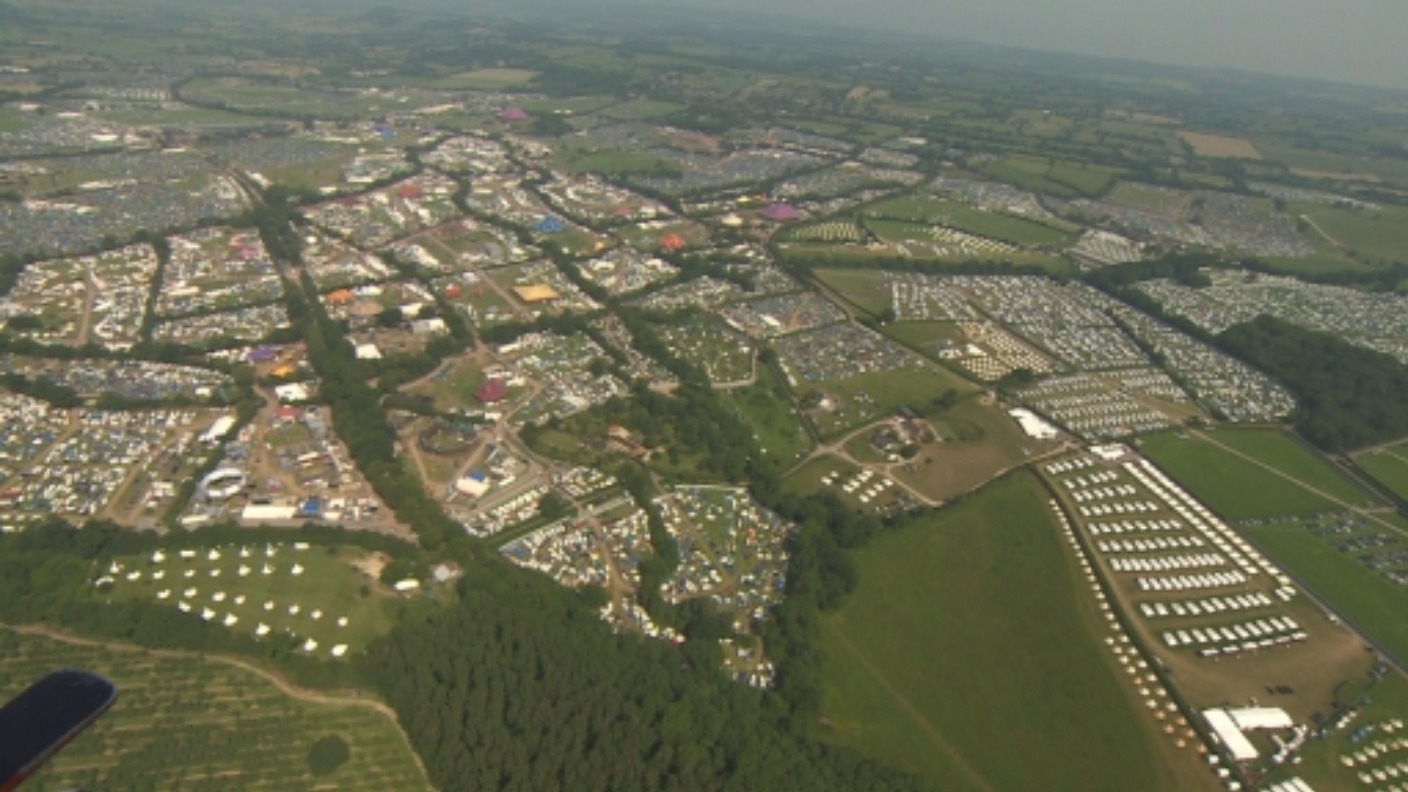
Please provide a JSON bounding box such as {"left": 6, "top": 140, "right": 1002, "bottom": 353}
{"left": 500, "top": 107, "right": 529, "bottom": 122}
{"left": 660, "top": 233, "right": 685, "bottom": 251}
{"left": 474, "top": 379, "right": 508, "bottom": 404}
{"left": 760, "top": 203, "right": 799, "bottom": 222}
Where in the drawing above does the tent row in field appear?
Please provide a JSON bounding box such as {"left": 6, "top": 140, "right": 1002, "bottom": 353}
{"left": 1044, "top": 456, "right": 1096, "bottom": 475}
{"left": 1124, "top": 459, "right": 1287, "bottom": 582}
{"left": 1097, "top": 535, "right": 1206, "bottom": 552}
{"left": 1087, "top": 518, "right": 1186, "bottom": 535}
{"left": 1110, "top": 553, "right": 1228, "bottom": 572}
{"left": 1077, "top": 500, "right": 1161, "bottom": 517}
{"left": 1051, "top": 497, "right": 1197, "bottom": 748}
{"left": 1069, "top": 485, "right": 1140, "bottom": 502}
{"left": 1162, "top": 615, "right": 1303, "bottom": 648}
{"left": 1136, "top": 571, "right": 1248, "bottom": 592}
{"left": 1138, "top": 592, "right": 1275, "bottom": 619}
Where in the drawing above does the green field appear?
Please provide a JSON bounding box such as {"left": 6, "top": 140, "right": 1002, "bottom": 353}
{"left": 1200, "top": 428, "right": 1383, "bottom": 506}
{"left": 726, "top": 364, "right": 814, "bottom": 467}
{"left": 1298, "top": 202, "right": 1408, "bottom": 265}
{"left": 813, "top": 268, "right": 890, "bottom": 315}
{"left": 1139, "top": 431, "right": 1354, "bottom": 519}
{"left": 1357, "top": 443, "right": 1408, "bottom": 500}
{"left": 1106, "top": 182, "right": 1185, "bottom": 213}
{"left": 866, "top": 195, "right": 1073, "bottom": 246}
{"left": 806, "top": 365, "right": 973, "bottom": 439}
{"left": 882, "top": 321, "right": 970, "bottom": 359}
{"left": 820, "top": 473, "right": 1205, "bottom": 791}
{"left": 98, "top": 543, "right": 403, "bottom": 656}
{"left": 977, "top": 154, "right": 1123, "bottom": 197}
{"left": 0, "top": 628, "right": 431, "bottom": 792}
{"left": 1242, "top": 520, "right": 1408, "bottom": 667}
{"left": 430, "top": 68, "right": 538, "bottom": 89}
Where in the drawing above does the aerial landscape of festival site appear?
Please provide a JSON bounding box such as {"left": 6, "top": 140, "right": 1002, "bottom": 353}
{"left": 3, "top": 0, "right": 1408, "bottom": 789}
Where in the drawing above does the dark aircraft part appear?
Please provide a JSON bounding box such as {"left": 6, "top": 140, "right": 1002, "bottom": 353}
{"left": 0, "top": 670, "right": 116, "bottom": 792}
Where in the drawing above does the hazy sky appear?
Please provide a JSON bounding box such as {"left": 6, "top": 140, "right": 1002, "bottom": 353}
{"left": 657, "top": 0, "right": 1408, "bottom": 92}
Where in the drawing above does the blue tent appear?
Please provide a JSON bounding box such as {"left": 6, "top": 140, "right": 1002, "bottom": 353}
{"left": 536, "top": 215, "right": 565, "bottom": 234}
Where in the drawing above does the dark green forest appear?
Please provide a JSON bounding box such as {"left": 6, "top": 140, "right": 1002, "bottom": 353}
{"left": 1217, "top": 316, "right": 1408, "bottom": 452}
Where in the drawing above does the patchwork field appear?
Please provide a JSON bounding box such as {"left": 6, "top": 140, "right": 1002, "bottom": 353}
{"left": 819, "top": 473, "right": 1212, "bottom": 791}
{"left": 0, "top": 627, "right": 432, "bottom": 792}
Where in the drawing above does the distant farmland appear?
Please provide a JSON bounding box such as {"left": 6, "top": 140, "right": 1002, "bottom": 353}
{"left": 1178, "top": 131, "right": 1262, "bottom": 159}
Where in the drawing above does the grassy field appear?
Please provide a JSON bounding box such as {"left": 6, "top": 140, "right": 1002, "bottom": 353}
{"left": 820, "top": 473, "right": 1209, "bottom": 791}
{"left": 805, "top": 365, "right": 973, "bottom": 439}
{"left": 977, "top": 154, "right": 1122, "bottom": 197}
{"left": 1356, "top": 443, "right": 1408, "bottom": 500}
{"left": 813, "top": 268, "right": 890, "bottom": 315}
{"left": 1139, "top": 431, "right": 1348, "bottom": 519}
{"left": 882, "top": 321, "right": 969, "bottom": 358}
{"left": 430, "top": 68, "right": 538, "bottom": 89}
{"left": 1200, "top": 428, "right": 1383, "bottom": 507}
{"left": 1177, "top": 131, "right": 1262, "bottom": 159}
{"left": 1298, "top": 203, "right": 1408, "bottom": 264}
{"left": 726, "top": 364, "right": 814, "bottom": 467}
{"left": 865, "top": 196, "right": 1073, "bottom": 246}
{"left": 1106, "top": 182, "right": 1185, "bottom": 213}
{"left": 97, "top": 543, "right": 403, "bottom": 656}
{"left": 0, "top": 628, "right": 431, "bottom": 792}
{"left": 1242, "top": 520, "right": 1408, "bottom": 667}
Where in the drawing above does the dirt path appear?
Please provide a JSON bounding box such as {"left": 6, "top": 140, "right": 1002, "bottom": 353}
{"left": 6, "top": 623, "right": 437, "bottom": 791}
{"left": 1299, "top": 213, "right": 1344, "bottom": 250}
{"left": 822, "top": 620, "right": 995, "bottom": 792}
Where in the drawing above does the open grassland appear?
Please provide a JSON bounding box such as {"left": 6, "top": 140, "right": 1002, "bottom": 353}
{"left": 1139, "top": 432, "right": 1347, "bottom": 519}
{"left": 806, "top": 365, "right": 973, "bottom": 439}
{"left": 976, "top": 154, "right": 1123, "bottom": 197}
{"left": 0, "top": 628, "right": 432, "bottom": 792}
{"left": 1106, "top": 182, "right": 1186, "bottom": 213}
{"left": 1177, "top": 131, "right": 1262, "bottom": 159}
{"left": 1241, "top": 521, "right": 1408, "bottom": 667}
{"left": 882, "top": 320, "right": 969, "bottom": 358}
{"left": 865, "top": 196, "right": 1074, "bottom": 246}
{"left": 813, "top": 268, "right": 890, "bottom": 315}
{"left": 726, "top": 364, "right": 814, "bottom": 467}
{"left": 1356, "top": 443, "right": 1408, "bottom": 501}
{"left": 1199, "top": 428, "right": 1384, "bottom": 507}
{"left": 820, "top": 473, "right": 1209, "bottom": 792}
{"left": 430, "top": 68, "right": 537, "bottom": 89}
{"left": 1298, "top": 203, "right": 1408, "bottom": 264}
{"left": 1257, "top": 141, "right": 1408, "bottom": 188}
